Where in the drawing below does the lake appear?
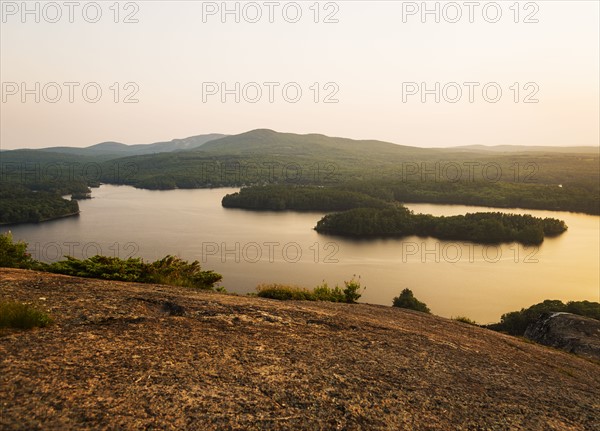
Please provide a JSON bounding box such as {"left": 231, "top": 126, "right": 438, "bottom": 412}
{"left": 4, "top": 184, "right": 599, "bottom": 323}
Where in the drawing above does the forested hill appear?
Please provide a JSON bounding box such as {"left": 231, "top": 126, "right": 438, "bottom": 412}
{"left": 102, "top": 130, "right": 599, "bottom": 201}
{"left": 197, "top": 128, "right": 432, "bottom": 157}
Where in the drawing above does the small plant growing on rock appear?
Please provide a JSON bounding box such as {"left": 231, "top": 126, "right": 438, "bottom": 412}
{"left": 452, "top": 316, "right": 478, "bottom": 326}
{"left": 255, "top": 277, "right": 366, "bottom": 303}
{"left": 0, "top": 300, "right": 53, "bottom": 329}
{"left": 256, "top": 284, "right": 315, "bottom": 301}
{"left": 313, "top": 282, "right": 345, "bottom": 302}
{"left": 392, "top": 289, "right": 430, "bottom": 313}
{"left": 343, "top": 275, "right": 364, "bottom": 304}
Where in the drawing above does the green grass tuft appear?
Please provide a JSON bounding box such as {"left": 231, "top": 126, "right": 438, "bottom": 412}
{"left": 256, "top": 284, "right": 315, "bottom": 301}
{"left": 0, "top": 301, "right": 53, "bottom": 329}
{"left": 256, "top": 277, "right": 364, "bottom": 303}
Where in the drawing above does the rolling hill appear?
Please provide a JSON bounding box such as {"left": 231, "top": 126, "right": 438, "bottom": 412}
{"left": 198, "top": 129, "right": 433, "bottom": 158}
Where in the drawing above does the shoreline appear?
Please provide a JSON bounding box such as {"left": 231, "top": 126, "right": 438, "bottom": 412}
{"left": 0, "top": 211, "right": 80, "bottom": 227}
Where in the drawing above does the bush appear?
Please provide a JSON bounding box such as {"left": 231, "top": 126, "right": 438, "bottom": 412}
{"left": 313, "top": 282, "right": 346, "bottom": 302}
{"left": 565, "top": 300, "right": 600, "bottom": 320}
{"left": 452, "top": 316, "right": 478, "bottom": 325}
{"left": 392, "top": 289, "right": 431, "bottom": 313}
{"left": 0, "top": 232, "right": 37, "bottom": 269}
{"left": 256, "top": 277, "right": 365, "bottom": 303}
{"left": 47, "top": 254, "right": 222, "bottom": 290}
{"left": 143, "top": 255, "right": 223, "bottom": 289}
{"left": 342, "top": 276, "right": 364, "bottom": 304}
{"left": 48, "top": 255, "right": 146, "bottom": 282}
{"left": 256, "top": 284, "right": 315, "bottom": 301}
{"left": 0, "top": 301, "right": 53, "bottom": 329}
{"left": 0, "top": 233, "right": 223, "bottom": 290}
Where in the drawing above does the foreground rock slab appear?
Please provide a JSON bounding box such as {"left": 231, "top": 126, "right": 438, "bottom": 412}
{"left": 1, "top": 268, "right": 599, "bottom": 430}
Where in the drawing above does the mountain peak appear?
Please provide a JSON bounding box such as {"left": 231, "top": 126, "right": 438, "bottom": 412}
{"left": 240, "top": 128, "right": 279, "bottom": 136}
{"left": 86, "top": 141, "right": 127, "bottom": 150}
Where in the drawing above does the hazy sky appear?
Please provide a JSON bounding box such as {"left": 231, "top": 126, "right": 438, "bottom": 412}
{"left": 1, "top": 0, "right": 599, "bottom": 149}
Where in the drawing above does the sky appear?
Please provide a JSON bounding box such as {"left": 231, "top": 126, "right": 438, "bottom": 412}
{"left": 1, "top": 0, "right": 599, "bottom": 149}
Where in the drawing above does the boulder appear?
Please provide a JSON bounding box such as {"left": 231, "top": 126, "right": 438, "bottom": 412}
{"left": 524, "top": 312, "right": 600, "bottom": 360}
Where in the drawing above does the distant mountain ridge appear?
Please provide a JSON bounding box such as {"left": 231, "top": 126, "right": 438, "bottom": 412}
{"left": 34, "top": 133, "right": 227, "bottom": 157}
{"left": 4, "top": 129, "right": 598, "bottom": 156}
{"left": 450, "top": 144, "right": 599, "bottom": 154}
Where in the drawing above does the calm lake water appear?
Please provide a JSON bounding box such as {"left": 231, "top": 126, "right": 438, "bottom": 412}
{"left": 4, "top": 185, "right": 599, "bottom": 323}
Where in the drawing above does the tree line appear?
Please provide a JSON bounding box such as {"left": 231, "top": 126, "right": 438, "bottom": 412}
{"left": 222, "top": 180, "right": 599, "bottom": 215}
{"left": 222, "top": 185, "right": 389, "bottom": 211}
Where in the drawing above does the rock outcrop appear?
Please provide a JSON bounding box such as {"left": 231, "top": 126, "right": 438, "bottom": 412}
{"left": 524, "top": 312, "right": 600, "bottom": 361}
{"left": 1, "top": 268, "right": 599, "bottom": 430}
